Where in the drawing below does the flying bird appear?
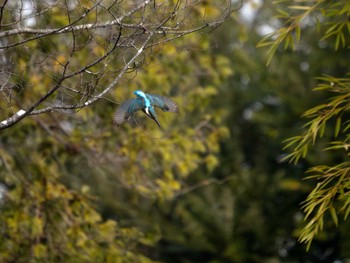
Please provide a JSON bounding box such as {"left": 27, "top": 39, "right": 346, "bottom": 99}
{"left": 114, "top": 90, "right": 178, "bottom": 128}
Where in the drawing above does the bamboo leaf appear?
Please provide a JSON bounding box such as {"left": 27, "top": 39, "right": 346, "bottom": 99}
{"left": 266, "top": 44, "right": 279, "bottom": 66}
{"left": 256, "top": 40, "right": 275, "bottom": 48}
{"left": 288, "top": 5, "right": 312, "bottom": 10}
{"left": 345, "top": 203, "right": 350, "bottom": 220}
{"left": 302, "top": 144, "right": 308, "bottom": 158}
{"left": 319, "top": 121, "right": 326, "bottom": 138}
{"left": 325, "top": 22, "right": 340, "bottom": 35}
{"left": 306, "top": 240, "right": 312, "bottom": 251}
{"left": 347, "top": 21, "right": 350, "bottom": 34}
{"left": 284, "top": 34, "right": 291, "bottom": 49}
{"left": 335, "top": 117, "right": 341, "bottom": 137}
{"left": 277, "top": 8, "right": 290, "bottom": 18}
{"left": 335, "top": 33, "right": 341, "bottom": 50}
{"left": 344, "top": 121, "right": 350, "bottom": 132}
{"left": 319, "top": 216, "right": 324, "bottom": 230}
{"left": 340, "top": 31, "right": 345, "bottom": 48}
{"left": 329, "top": 206, "right": 338, "bottom": 226}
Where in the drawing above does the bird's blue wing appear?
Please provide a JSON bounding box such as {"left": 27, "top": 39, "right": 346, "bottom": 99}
{"left": 148, "top": 94, "right": 178, "bottom": 112}
{"left": 114, "top": 98, "right": 143, "bottom": 125}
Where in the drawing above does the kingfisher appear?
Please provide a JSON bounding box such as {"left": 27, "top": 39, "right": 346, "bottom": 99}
{"left": 114, "top": 90, "right": 178, "bottom": 128}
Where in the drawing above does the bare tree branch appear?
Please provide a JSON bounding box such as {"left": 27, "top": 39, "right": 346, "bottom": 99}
{"left": 0, "top": 0, "right": 237, "bottom": 130}
{"left": 0, "top": 0, "right": 9, "bottom": 29}
{"left": 173, "top": 176, "right": 235, "bottom": 199}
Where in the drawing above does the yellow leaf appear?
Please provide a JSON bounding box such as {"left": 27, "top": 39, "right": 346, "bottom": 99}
{"left": 93, "top": 46, "right": 105, "bottom": 57}
{"left": 168, "top": 179, "right": 181, "bottom": 191}
{"left": 205, "top": 155, "right": 218, "bottom": 171}
{"left": 98, "top": 220, "right": 116, "bottom": 243}
{"left": 81, "top": 185, "right": 90, "bottom": 194}
{"left": 33, "top": 244, "right": 46, "bottom": 258}
{"left": 54, "top": 54, "right": 67, "bottom": 66}
{"left": 163, "top": 43, "right": 176, "bottom": 54}
{"left": 31, "top": 216, "right": 44, "bottom": 237}
{"left": 81, "top": 0, "right": 95, "bottom": 9}
{"left": 76, "top": 231, "right": 88, "bottom": 247}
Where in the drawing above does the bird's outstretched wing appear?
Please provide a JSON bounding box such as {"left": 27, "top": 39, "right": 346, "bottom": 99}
{"left": 148, "top": 94, "right": 178, "bottom": 112}
{"left": 114, "top": 98, "right": 143, "bottom": 125}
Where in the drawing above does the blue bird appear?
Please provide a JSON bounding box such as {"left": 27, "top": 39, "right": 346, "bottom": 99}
{"left": 114, "top": 90, "right": 178, "bottom": 128}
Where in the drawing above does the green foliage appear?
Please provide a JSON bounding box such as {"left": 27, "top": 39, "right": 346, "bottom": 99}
{"left": 0, "top": 120, "right": 159, "bottom": 262}
{"left": 284, "top": 75, "right": 350, "bottom": 163}
{"left": 283, "top": 75, "right": 350, "bottom": 249}
{"left": 299, "top": 163, "right": 350, "bottom": 250}
{"left": 258, "top": 0, "right": 350, "bottom": 64}
{"left": 260, "top": 0, "right": 350, "bottom": 250}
